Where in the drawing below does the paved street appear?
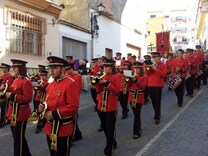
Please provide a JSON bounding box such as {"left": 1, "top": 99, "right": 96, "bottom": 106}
{"left": 0, "top": 85, "right": 208, "bottom": 156}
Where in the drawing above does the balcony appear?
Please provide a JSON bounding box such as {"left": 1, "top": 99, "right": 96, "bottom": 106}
{"left": 171, "top": 16, "right": 187, "bottom": 22}
{"left": 171, "top": 27, "right": 187, "bottom": 33}
{"left": 172, "top": 37, "right": 189, "bottom": 44}
{"left": 14, "top": 0, "right": 63, "bottom": 17}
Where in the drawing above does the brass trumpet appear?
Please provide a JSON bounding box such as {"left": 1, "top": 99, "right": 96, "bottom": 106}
{"left": 124, "top": 76, "right": 130, "bottom": 82}
{"left": 28, "top": 101, "right": 47, "bottom": 123}
{"left": 90, "top": 72, "right": 105, "bottom": 84}
{"left": 144, "top": 60, "right": 154, "bottom": 70}
{"left": 0, "top": 80, "right": 9, "bottom": 98}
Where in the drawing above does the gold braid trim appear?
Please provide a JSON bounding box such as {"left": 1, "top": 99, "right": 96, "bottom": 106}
{"left": 101, "top": 91, "right": 109, "bottom": 112}
{"left": 50, "top": 120, "right": 60, "bottom": 151}
{"left": 10, "top": 103, "right": 18, "bottom": 126}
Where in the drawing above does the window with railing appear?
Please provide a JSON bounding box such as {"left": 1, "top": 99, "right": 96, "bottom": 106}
{"left": 4, "top": 8, "right": 46, "bottom": 56}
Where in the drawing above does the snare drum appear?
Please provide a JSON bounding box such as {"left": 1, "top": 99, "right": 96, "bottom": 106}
{"left": 168, "top": 75, "right": 182, "bottom": 89}
{"left": 196, "top": 69, "right": 203, "bottom": 78}
{"left": 185, "top": 72, "right": 191, "bottom": 80}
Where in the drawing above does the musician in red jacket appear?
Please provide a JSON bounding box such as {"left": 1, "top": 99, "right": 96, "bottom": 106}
{"left": 66, "top": 62, "right": 83, "bottom": 141}
{"left": 185, "top": 49, "right": 198, "bottom": 97}
{"left": 145, "top": 52, "right": 167, "bottom": 124}
{"left": 194, "top": 45, "right": 204, "bottom": 89}
{"left": 96, "top": 59, "right": 122, "bottom": 156}
{"left": 6, "top": 59, "right": 32, "bottom": 156}
{"left": 89, "top": 58, "right": 101, "bottom": 111}
{"left": 0, "top": 63, "right": 14, "bottom": 128}
{"left": 34, "top": 70, "right": 49, "bottom": 134}
{"left": 166, "top": 53, "right": 175, "bottom": 91}
{"left": 128, "top": 62, "right": 148, "bottom": 139}
{"left": 38, "top": 56, "right": 79, "bottom": 156}
{"left": 119, "top": 61, "right": 132, "bottom": 119}
{"left": 172, "top": 49, "right": 188, "bottom": 107}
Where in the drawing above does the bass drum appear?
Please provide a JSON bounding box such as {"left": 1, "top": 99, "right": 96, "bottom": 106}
{"left": 168, "top": 75, "right": 182, "bottom": 89}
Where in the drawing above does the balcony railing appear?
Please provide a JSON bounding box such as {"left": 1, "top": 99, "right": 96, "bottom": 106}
{"left": 172, "top": 38, "right": 189, "bottom": 44}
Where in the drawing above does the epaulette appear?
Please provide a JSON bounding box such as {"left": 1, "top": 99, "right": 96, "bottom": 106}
{"left": 25, "top": 77, "right": 30, "bottom": 81}
{"left": 68, "top": 77, "right": 75, "bottom": 82}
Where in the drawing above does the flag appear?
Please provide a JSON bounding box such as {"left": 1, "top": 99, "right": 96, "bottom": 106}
{"left": 156, "top": 31, "right": 170, "bottom": 56}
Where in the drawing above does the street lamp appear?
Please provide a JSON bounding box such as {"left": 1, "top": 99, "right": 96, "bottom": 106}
{"left": 91, "top": 3, "right": 105, "bottom": 38}
{"left": 97, "top": 3, "right": 105, "bottom": 13}
{"left": 148, "top": 43, "right": 154, "bottom": 52}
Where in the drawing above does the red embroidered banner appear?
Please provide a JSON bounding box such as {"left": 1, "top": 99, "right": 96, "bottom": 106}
{"left": 156, "top": 31, "right": 170, "bottom": 56}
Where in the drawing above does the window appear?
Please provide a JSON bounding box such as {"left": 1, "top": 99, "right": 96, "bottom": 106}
{"left": 150, "top": 15, "right": 156, "bottom": 18}
{"left": 5, "top": 8, "right": 46, "bottom": 56}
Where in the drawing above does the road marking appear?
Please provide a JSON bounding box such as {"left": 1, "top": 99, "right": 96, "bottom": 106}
{"left": 0, "top": 103, "right": 95, "bottom": 138}
{"left": 135, "top": 88, "right": 204, "bottom": 156}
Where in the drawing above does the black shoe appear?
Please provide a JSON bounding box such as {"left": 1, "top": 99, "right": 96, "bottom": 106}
{"left": 185, "top": 94, "right": 189, "bottom": 96}
{"left": 98, "top": 126, "right": 103, "bottom": 132}
{"left": 0, "top": 124, "right": 5, "bottom": 128}
{"left": 35, "top": 128, "right": 42, "bottom": 134}
{"left": 144, "top": 99, "right": 149, "bottom": 104}
{"left": 113, "top": 142, "right": 117, "bottom": 150}
{"left": 189, "top": 95, "right": 193, "bottom": 98}
{"left": 155, "top": 120, "right": 160, "bottom": 125}
{"left": 178, "top": 103, "right": 182, "bottom": 107}
{"left": 73, "top": 135, "right": 83, "bottom": 141}
{"left": 133, "top": 134, "right": 141, "bottom": 139}
{"left": 121, "top": 114, "right": 127, "bottom": 119}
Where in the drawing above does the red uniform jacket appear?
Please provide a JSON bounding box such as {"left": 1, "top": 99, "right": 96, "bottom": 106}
{"left": 34, "top": 80, "right": 48, "bottom": 101}
{"left": 128, "top": 74, "right": 148, "bottom": 104}
{"left": 193, "top": 52, "right": 204, "bottom": 65}
{"left": 96, "top": 73, "right": 121, "bottom": 111}
{"left": 7, "top": 77, "right": 32, "bottom": 121}
{"left": 119, "top": 74, "right": 131, "bottom": 93}
{"left": 166, "top": 59, "right": 174, "bottom": 75}
{"left": 67, "top": 73, "right": 82, "bottom": 94}
{"left": 186, "top": 56, "right": 198, "bottom": 75}
{"left": 43, "top": 76, "right": 79, "bottom": 137}
{"left": 146, "top": 62, "right": 167, "bottom": 87}
{"left": 0, "top": 73, "right": 14, "bottom": 87}
{"left": 90, "top": 64, "right": 101, "bottom": 76}
{"left": 172, "top": 58, "right": 188, "bottom": 78}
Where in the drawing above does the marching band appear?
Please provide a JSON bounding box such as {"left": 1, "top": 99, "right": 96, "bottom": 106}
{"left": 0, "top": 45, "right": 208, "bottom": 156}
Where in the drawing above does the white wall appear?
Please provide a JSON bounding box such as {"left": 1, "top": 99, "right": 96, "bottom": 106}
{"left": 92, "top": 0, "right": 146, "bottom": 59}
{"left": 0, "top": 0, "right": 59, "bottom": 68}
{"left": 58, "top": 24, "right": 92, "bottom": 60}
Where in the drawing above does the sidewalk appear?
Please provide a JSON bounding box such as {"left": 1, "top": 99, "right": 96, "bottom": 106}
{"left": 136, "top": 86, "right": 208, "bottom": 156}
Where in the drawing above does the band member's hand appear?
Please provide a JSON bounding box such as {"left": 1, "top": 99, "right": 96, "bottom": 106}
{"left": 38, "top": 104, "right": 44, "bottom": 113}
{"left": 6, "top": 92, "right": 11, "bottom": 98}
{"left": 152, "top": 65, "right": 157, "bottom": 70}
{"left": 132, "top": 77, "right": 137, "bottom": 81}
{"left": 99, "top": 79, "right": 107, "bottom": 84}
{"left": 45, "top": 111, "right": 53, "bottom": 120}
{"left": 0, "top": 84, "right": 4, "bottom": 90}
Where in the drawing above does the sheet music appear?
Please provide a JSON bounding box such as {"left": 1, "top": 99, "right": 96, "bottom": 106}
{"left": 86, "top": 63, "right": 90, "bottom": 68}
{"left": 32, "top": 82, "right": 39, "bottom": 87}
{"left": 116, "top": 60, "right": 121, "bottom": 66}
{"left": 123, "top": 70, "right": 133, "bottom": 77}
